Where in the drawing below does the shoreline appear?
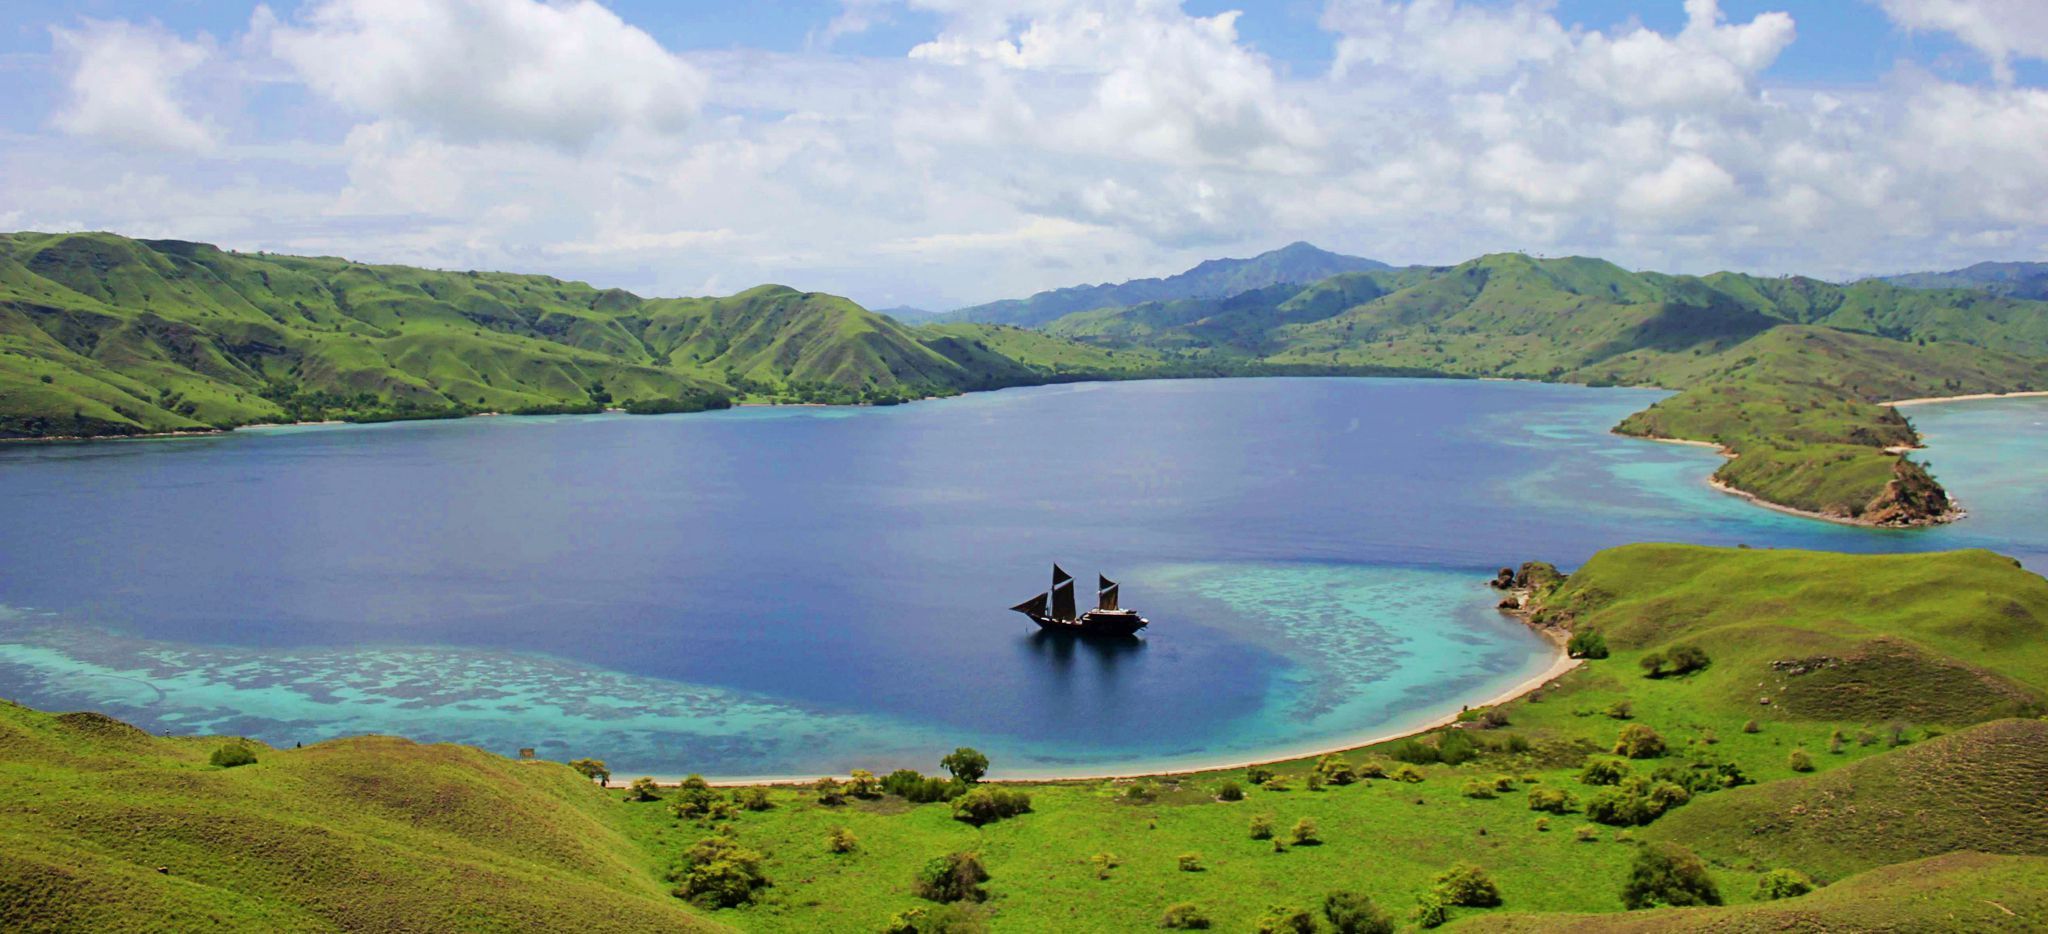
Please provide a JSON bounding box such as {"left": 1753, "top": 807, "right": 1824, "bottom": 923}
{"left": 1616, "top": 429, "right": 1958, "bottom": 530}
{"left": 671, "top": 624, "right": 1584, "bottom": 788}
{"left": 1884, "top": 390, "right": 2048, "bottom": 407}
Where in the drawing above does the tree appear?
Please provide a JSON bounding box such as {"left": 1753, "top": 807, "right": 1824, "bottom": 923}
{"left": 672, "top": 835, "right": 770, "bottom": 908}
{"left": 1159, "top": 902, "right": 1212, "bottom": 929}
{"left": 827, "top": 826, "right": 859, "bottom": 854}
{"left": 1754, "top": 868, "right": 1815, "bottom": 900}
{"left": 567, "top": 758, "right": 609, "bottom": 784}
{"left": 1314, "top": 754, "right": 1358, "bottom": 785}
{"left": 914, "top": 852, "right": 990, "bottom": 903}
{"left": 1639, "top": 652, "right": 1667, "bottom": 677}
{"left": 1567, "top": 631, "right": 1610, "bottom": 659}
{"left": 1621, "top": 842, "right": 1723, "bottom": 909}
{"left": 672, "top": 775, "right": 720, "bottom": 818}
{"left": 1323, "top": 890, "right": 1394, "bottom": 934}
{"left": 883, "top": 904, "right": 989, "bottom": 934}
{"left": 1527, "top": 787, "right": 1576, "bottom": 813}
{"left": 848, "top": 768, "right": 880, "bottom": 798}
{"left": 209, "top": 744, "right": 257, "bottom": 768}
{"left": 941, "top": 747, "right": 989, "bottom": 784}
{"left": 1614, "top": 724, "right": 1667, "bottom": 759}
{"left": 1290, "top": 818, "right": 1321, "bottom": 846}
{"left": 1578, "top": 757, "right": 1630, "bottom": 786}
{"left": 626, "top": 777, "right": 660, "bottom": 801}
{"left": 734, "top": 787, "right": 772, "bottom": 811}
{"left": 951, "top": 787, "right": 1032, "bottom": 826}
{"left": 1255, "top": 906, "right": 1317, "bottom": 934}
{"left": 815, "top": 776, "right": 847, "bottom": 806}
{"left": 1666, "top": 644, "right": 1711, "bottom": 675}
{"left": 1249, "top": 814, "right": 1275, "bottom": 840}
{"left": 1433, "top": 863, "right": 1502, "bottom": 907}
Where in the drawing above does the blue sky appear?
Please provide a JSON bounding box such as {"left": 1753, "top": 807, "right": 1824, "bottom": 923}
{"left": 3, "top": 1, "right": 2047, "bottom": 308}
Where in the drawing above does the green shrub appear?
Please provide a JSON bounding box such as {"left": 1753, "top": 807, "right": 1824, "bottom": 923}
{"left": 1411, "top": 891, "right": 1450, "bottom": 929}
{"left": 209, "top": 744, "right": 257, "bottom": 769}
{"left": 735, "top": 787, "right": 772, "bottom": 811}
{"left": 815, "top": 776, "right": 847, "bottom": 806}
{"left": 1788, "top": 748, "right": 1815, "bottom": 772}
{"left": 1390, "top": 763, "right": 1425, "bottom": 783}
{"left": 1357, "top": 760, "right": 1389, "bottom": 779}
{"left": 1755, "top": 868, "right": 1816, "bottom": 900}
{"left": 1390, "top": 740, "right": 1439, "bottom": 765}
{"left": 626, "top": 777, "right": 660, "bottom": 801}
{"left": 1742, "top": 719, "right": 1761, "bottom": 734}
{"left": 1090, "top": 852, "right": 1119, "bottom": 880}
{"left": 1666, "top": 644, "right": 1710, "bottom": 674}
{"left": 883, "top": 904, "right": 988, "bottom": 934}
{"left": 1527, "top": 787, "right": 1577, "bottom": 813}
{"left": 1491, "top": 774, "right": 1517, "bottom": 791}
{"left": 1586, "top": 777, "right": 1692, "bottom": 826}
{"left": 1290, "top": 818, "right": 1320, "bottom": 846}
{"left": 1158, "top": 902, "right": 1212, "bottom": 929}
{"left": 1314, "top": 754, "right": 1358, "bottom": 785}
{"left": 1621, "top": 842, "right": 1723, "bottom": 909}
{"left": 1652, "top": 755, "right": 1749, "bottom": 793}
{"left": 1433, "top": 863, "right": 1502, "bottom": 907}
{"left": 1605, "top": 700, "right": 1635, "bottom": 720}
{"left": 1255, "top": 906, "right": 1317, "bottom": 934}
{"left": 1638, "top": 652, "right": 1667, "bottom": 678}
{"left": 1567, "top": 631, "right": 1609, "bottom": 659}
{"left": 1460, "top": 779, "right": 1496, "bottom": 799}
{"left": 1177, "top": 853, "right": 1202, "bottom": 872}
{"left": 847, "top": 769, "right": 880, "bottom": 798}
{"left": 567, "top": 758, "right": 609, "bottom": 783}
{"left": 671, "top": 775, "right": 720, "bottom": 818}
{"left": 1305, "top": 772, "right": 1325, "bottom": 792}
{"left": 1217, "top": 780, "right": 1245, "bottom": 801}
{"left": 1123, "top": 780, "right": 1159, "bottom": 803}
{"left": 1614, "top": 724, "right": 1666, "bottom": 759}
{"left": 672, "top": 835, "right": 770, "bottom": 908}
{"left": 1534, "top": 817, "right": 1551, "bottom": 832}
{"left": 883, "top": 769, "right": 962, "bottom": 803}
{"left": 827, "top": 826, "right": 858, "bottom": 854}
{"left": 1578, "top": 758, "right": 1630, "bottom": 786}
{"left": 951, "top": 787, "right": 1031, "bottom": 826}
{"left": 1437, "top": 730, "right": 1478, "bottom": 765}
{"left": 1245, "top": 765, "right": 1276, "bottom": 785}
{"left": 913, "top": 852, "right": 989, "bottom": 903}
{"left": 941, "top": 747, "right": 989, "bottom": 784}
{"left": 1574, "top": 825, "right": 1599, "bottom": 842}
{"left": 1322, "top": 890, "right": 1394, "bottom": 934}
{"left": 1249, "top": 815, "right": 1275, "bottom": 840}
{"left": 1262, "top": 776, "right": 1292, "bottom": 792}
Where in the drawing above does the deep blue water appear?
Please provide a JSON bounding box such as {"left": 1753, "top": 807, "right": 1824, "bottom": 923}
{"left": 0, "top": 378, "right": 2041, "bottom": 776}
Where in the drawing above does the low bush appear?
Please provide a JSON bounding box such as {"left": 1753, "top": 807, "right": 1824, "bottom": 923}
{"left": 671, "top": 775, "right": 721, "bottom": 818}
{"left": 672, "top": 835, "right": 770, "bottom": 909}
{"left": 1255, "top": 906, "right": 1318, "bottom": 934}
{"left": 1574, "top": 825, "right": 1599, "bottom": 842}
{"left": 1432, "top": 863, "right": 1502, "bottom": 907}
{"left": 1159, "top": 903, "right": 1212, "bottom": 929}
{"left": 1390, "top": 763, "right": 1425, "bottom": 783}
{"left": 1614, "top": 724, "right": 1667, "bottom": 759}
{"left": 1754, "top": 868, "right": 1816, "bottom": 900}
{"left": 951, "top": 787, "right": 1032, "bottom": 826}
{"left": 626, "top": 777, "right": 660, "bottom": 802}
{"left": 1390, "top": 740, "right": 1439, "bottom": 764}
{"left": 847, "top": 769, "right": 880, "bottom": 798}
{"left": 1460, "top": 780, "right": 1496, "bottom": 799}
{"left": 1742, "top": 719, "right": 1761, "bottom": 734}
{"left": 1177, "top": 853, "right": 1202, "bottom": 872}
{"left": 1533, "top": 817, "right": 1551, "bottom": 832}
{"left": 1090, "top": 852, "right": 1119, "bottom": 880}
{"left": 1411, "top": 891, "right": 1450, "bottom": 929}
{"left": 209, "top": 744, "right": 257, "bottom": 769}
{"left": 1651, "top": 755, "right": 1749, "bottom": 793}
{"left": 1527, "top": 787, "right": 1577, "bottom": 813}
{"left": 1314, "top": 754, "right": 1359, "bottom": 785}
{"left": 1566, "top": 631, "right": 1609, "bottom": 659}
{"left": 1585, "top": 777, "right": 1691, "bottom": 826}
{"left": 815, "top": 776, "right": 847, "bottom": 806}
{"left": 1322, "top": 890, "right": 1394, "bottom": 934}
{"left": 1605, "top": 700, "right": 1635, "bottom": 720}
{"left": 1123, "top": 780, "right": 1159, "bottom": 803}
{"left": 883, "top": 769, "right": 962, "bottom": 803}
{"left": 1245, "top": 765, "right": 1276, "bottom": 785}
{"left": 1437, "top": 730, "right": 1479, "bottom": 765}
{"left": 1578, "top": 758, "right": 1630, "bottom": 786}
{"left": 1356, "top": 760, "right": 1389, "bottom": 779}
{"left": 913, "top": 852, "right": 990, "bottom": 903}
{"left": 1621, "top": 842, "right": 1723, "bottom": 910}
{"left": 734, "top": 787, "right": 772, "bottom": 811}
{"left": 827, "top": 826, "right": 858, "bottom": 854}
{"left": 883, "top": 905, "right": 988, "bottom": 934}
{"left": 1290, "top": 818, "right": 1321, "bottom": 846}
{"left": 1666, "top": 644, "right": 1710, "bottom": 675}
{"left": 1788, "top": 748, "right": 1815, "bottom": 772}
{"left": 1249, "top": 815, "right": 1275, "bottom": 840}
{"left": 1217, "top": 780, "right": 1245, "bottom": 802}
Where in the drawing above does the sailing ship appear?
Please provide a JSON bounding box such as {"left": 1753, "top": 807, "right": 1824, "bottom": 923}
{"left": 1010, "top": 564, "right": 1149, "bottom": 637}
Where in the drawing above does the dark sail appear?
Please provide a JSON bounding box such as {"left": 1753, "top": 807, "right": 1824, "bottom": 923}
{"left": 1098, "top": 575, "right": 1119, "bottom": 611}
{"left": 1051, "top": 564, "right": 1078, "bottom": 621}
{"left": 1010, "top": 591, "right": 1049, "bottom": 618}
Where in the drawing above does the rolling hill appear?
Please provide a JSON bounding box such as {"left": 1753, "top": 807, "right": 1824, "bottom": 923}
{"left": 944, "top": 241, "right": 1390, "bottom": 328}
{"left": 1880, "top": 260, "right": 2048, "bottom": 301}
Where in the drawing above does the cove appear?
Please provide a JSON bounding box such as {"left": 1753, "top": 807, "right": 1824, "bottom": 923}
{"left": 0, "top": 378, "right": 2042, "bottom": 777}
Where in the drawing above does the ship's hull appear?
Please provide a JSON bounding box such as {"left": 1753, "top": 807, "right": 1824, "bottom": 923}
{"left": 1022, "top": 608, "right": 1148, "bottom": 637}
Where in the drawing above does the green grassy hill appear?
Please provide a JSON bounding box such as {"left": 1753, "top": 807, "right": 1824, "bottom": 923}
{"left": 0, "top": 702, "right": 721, "bottom": 932}
{"left": 0, "top": 232, "right": 1156, "bottom": 439}
{"left": 946, "top": 242, "right": 1389, "bottom": 328}
{"left": 5, "top": 546, "right": 2046, "bottom": 930}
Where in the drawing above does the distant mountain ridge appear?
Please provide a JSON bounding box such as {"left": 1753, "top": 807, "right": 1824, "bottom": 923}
{"left": 1879, "top": 261, "right": 2048, "bottom": 300}
{"left": 945, "top": 241, "right": 1390, "bottom": 328}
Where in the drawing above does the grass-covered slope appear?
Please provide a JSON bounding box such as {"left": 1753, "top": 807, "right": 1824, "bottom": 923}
{"left": 0, "top": 702, "right": 720, "bottom": 932}
{"left": 0, "top": 232, "right": 1158, "bottom": 438}
{"left": 946, "top": 241, "right": 1389, "bottom": 328}
{"left": 1469, "top": 852, "right": 2048, "bottom": 932}
{"left": 1533, "top": 545, "right": 2048, "bottom": 724}
{"left": 1648, "top": 719, "right": 2048, "bottom": 881}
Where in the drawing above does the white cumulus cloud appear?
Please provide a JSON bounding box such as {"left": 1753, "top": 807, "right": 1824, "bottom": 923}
{"left": 259, "top": 0, "right": 708, "bottom": 148}
{"left": 1876, "top": 0, "right": 2048, "bottom": 83}
{"left": 49, "top": 20, "right": 215, "bottom": 152}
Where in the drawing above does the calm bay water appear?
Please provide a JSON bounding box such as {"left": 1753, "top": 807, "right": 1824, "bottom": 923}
{"left": 0, "top": 378, "right": 2041, "bottom": 776}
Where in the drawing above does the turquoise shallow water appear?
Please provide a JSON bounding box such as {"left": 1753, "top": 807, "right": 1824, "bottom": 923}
{"left": 0, "top": 379, "right": 2041, "bottom": 777}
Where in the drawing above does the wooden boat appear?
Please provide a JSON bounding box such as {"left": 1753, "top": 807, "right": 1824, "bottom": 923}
{"left": 1010, "top": 564, "right": 1149, "bottom": 637}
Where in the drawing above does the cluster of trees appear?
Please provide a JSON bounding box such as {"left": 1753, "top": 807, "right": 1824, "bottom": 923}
{"left": 1640, "top": 644, "right": 1711, "bottom": 678}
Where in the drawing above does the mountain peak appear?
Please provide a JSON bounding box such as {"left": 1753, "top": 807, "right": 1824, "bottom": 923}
{"left": 948, "top": 242, "right": 1390, "bottom": 327}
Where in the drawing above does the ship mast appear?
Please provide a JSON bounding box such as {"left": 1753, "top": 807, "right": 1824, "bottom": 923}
{"left": 1098, "top": 574, "right": 1119, "bottom": 611}
{"left": 1050, "top": 564, "right": 1078, "bottom": 621}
